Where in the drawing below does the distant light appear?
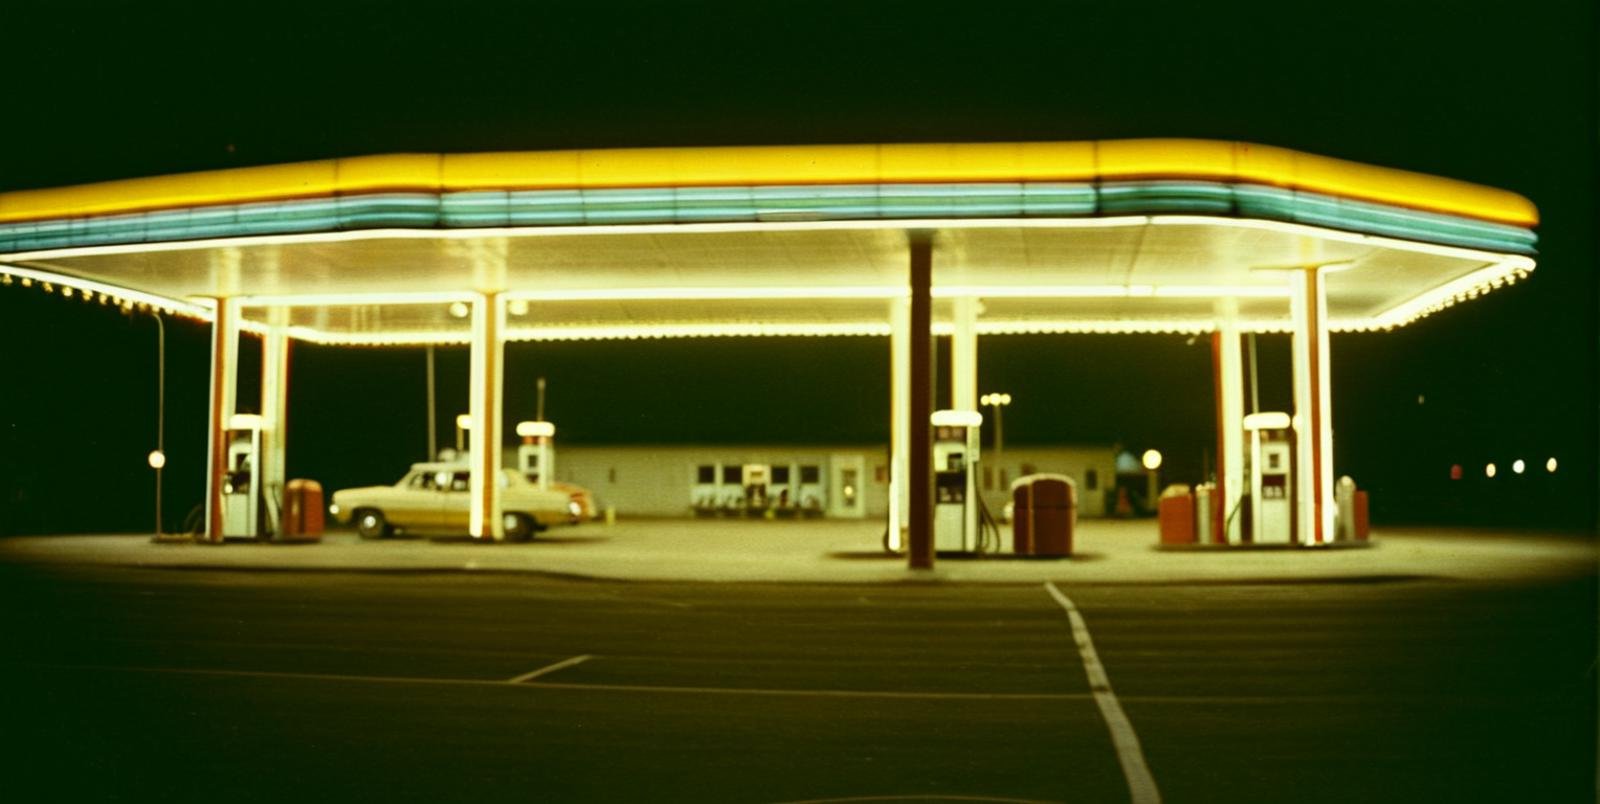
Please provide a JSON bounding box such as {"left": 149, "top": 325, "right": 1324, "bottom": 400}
{"left": 448, "top": 301, "right": 470, "bottom": 318}
{"left": 1547, "top": 457, "right": 1558, "bottom": 473}
{"left": 147, "top": 450, "right": 166, "bottom": 469}
{"left": 1449, "top": 464, "right": 1462, "bottom": 480}
{"left": 1485, "top": 463, "right": 1497, "bottom": 478}
{"left": 980, "top": 392, "right": 1013, "bottom": 406}
{"left": 516, "top": 420, "right": 555, "bottom": 438}
{"left": 1512, "top": 459, "right": 1525, "bottom": 475}
{"left": 1417, "top": 394, "right": 1425, "bottom": 405}
{"left": 455, "top": 414, "right": 472, "bottom": 430}
{"left": 1141, "top": 449, "right": 1163, "bottom": 471}
{"left": 508, "top": 299, "right": 530, "bottom": 316}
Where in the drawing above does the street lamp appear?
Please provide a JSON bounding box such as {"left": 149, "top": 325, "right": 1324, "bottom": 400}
{"left": 980, "top": 393, "right": 1012, "bottom": 487}
{"left": 1141, "top": 449, "right": 1163, "bottom": 512}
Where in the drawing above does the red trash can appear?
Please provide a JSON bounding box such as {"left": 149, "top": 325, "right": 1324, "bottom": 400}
{"left": 1012, "top": 474, "right": 1076, "bottom": 556}
{"left": 282, "top": 479, "right": 325, "bottom": 541}
{"left": 1354, "top": 490, "right": 1370, "bottom": 541}
{"left": 1158, "top": 485, "right": 1196, "bottom": 545}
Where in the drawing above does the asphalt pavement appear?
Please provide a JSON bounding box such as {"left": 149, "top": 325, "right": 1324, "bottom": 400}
{"left": 0, "top": 563, "right": 1593, "bottom": 803}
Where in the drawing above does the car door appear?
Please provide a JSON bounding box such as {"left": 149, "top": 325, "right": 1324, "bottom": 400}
{"left": 382, "top": 471, "right": 438, "bottom": 530}
{"left": 439, "top": 470, "right": 472, "bottom": 533}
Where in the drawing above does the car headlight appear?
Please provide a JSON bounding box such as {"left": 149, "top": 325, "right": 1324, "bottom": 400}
{"left": 567, "top": 501, "right": 582, "bottom": 517}
{"left": 328, "top": 503, "right": 341, "bottom": 516}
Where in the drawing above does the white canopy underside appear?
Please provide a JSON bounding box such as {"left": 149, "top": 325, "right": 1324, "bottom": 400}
{"left": 6, "top": 216, "right": 1531, "bottom": 343}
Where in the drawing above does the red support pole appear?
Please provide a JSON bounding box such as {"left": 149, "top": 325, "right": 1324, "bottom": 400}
{"left": 907, "top": 232, "right": 934, "bottom": 570}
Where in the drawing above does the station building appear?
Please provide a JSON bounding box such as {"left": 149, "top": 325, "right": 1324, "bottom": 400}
{"left": 549, "top": 443, "right": 1117, "bottom": 520}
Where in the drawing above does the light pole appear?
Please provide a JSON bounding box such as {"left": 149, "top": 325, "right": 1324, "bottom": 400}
{"left": 980, "top": 393, "right": 1012, "bottom": 488}
{"left": 455, "top": 413, "right": 471, "bottom": 455}
{"left": 149, "top": 311, "right": 165, "bottom": 539}
{"left": 1142, "top": 448, "right": 1163, "bottom": 514}
{"left": 426, "top": 345, "right": 437, "bottom": 460}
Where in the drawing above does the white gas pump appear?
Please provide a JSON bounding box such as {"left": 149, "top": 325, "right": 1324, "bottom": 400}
{"left": 221, "top": 413, "right": 264, "bottom": 538}
{"left": 515, "top": 420, "right": 555, "bottom": 489}
{"left": 932, "top": 409, "right": 982, "bottom": 552}
{"left": 1245, "top": 412, "right": 1294, "bottom": 545}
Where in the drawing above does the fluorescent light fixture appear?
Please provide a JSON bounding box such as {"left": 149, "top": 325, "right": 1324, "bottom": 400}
{"left": 0, "top": 215, "right": 1155, "bottom": 263}
{"left": 0, "top": 262, "right": 209, "bottom": 319}
{"left": 507, "top": 286, "right": 906, "bottom": 302}
{"left": 234, "top": 291, "right": 476, "bottom": 307}
{"left": 1149, "top": 215, "right": 1521, "bottom": 264}
{"left": 1243, "top": 412, "right": 1291, "bottom": 431}
{"left": 930, "top": 409, "right": 983, "bottom": 427}
{"left": 516, "top": 421, "right": 555, "bottom": 438}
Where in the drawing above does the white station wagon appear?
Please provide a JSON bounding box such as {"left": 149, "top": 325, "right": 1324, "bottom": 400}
{"left": 329, "top": 462, "right": 579, "bottom": 542}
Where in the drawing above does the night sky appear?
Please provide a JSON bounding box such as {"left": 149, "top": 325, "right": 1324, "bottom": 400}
{"left": 0, "top": 0, "right": 1594, "bottom": 534}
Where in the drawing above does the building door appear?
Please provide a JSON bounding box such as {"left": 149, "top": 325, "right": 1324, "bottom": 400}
{"left": 828, "top": 454, "right": 866, "bottom": 518}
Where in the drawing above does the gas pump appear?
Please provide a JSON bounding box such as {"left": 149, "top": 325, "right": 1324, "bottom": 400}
{"left": 515, "top": 420, "right": 555, "bottom": 489}
{"left": 1244, "top": 412, "right": 1294, "bottom": 545}
{"left": 931, "top": 409, "right": 982, "bottom": 552}
{"left": 737, "top": 464, "right": 768, "bottom": 512}
{"left": 221, "top": 413, "right": 264, "bottom": 538}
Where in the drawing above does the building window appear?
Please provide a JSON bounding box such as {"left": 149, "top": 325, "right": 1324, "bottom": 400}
{"left": 1085, "top": 469, "right": 1098, "bottom": 491}
{"left": 772, "top": 465, "right": 791, "bottom": 484}
{"left": 697, "top": 465, "right": 716, "bottom": 484}
{"left": 800, "top": 465, "right": 820, "bottom": 484}
{"left": 723, "top": 466, "right": 742, "bottom": 484}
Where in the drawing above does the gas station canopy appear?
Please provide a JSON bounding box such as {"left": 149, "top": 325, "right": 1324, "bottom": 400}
{"left": 0, "top": 139, "right": 1537, "bottom": 343}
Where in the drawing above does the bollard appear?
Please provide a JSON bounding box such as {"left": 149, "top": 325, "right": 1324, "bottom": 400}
{"left": 1335, "top": 476, "right": 1357, "bottom": 541}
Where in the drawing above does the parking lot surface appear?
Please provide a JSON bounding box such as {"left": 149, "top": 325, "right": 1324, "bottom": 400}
{"left": 0, "top": 560, "right": 1593, "bottom": 802}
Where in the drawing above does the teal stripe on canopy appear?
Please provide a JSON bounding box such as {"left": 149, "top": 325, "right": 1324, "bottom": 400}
{"left": 0, "top": 181, "right": 1537, "bottom": 255}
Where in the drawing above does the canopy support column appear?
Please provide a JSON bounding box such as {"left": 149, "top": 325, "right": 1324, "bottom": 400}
{"left": 907, "top": 233, "right": 934, "bottom": 570}
{"left": 1290, "top": 268, "right": 1334, "bottom": 545}
{"left": 261, "top": 309, "right": 290, "bottom": 538}
{"left": 204, "top": 297, "right": 239, "bottom": 544}
{"left": 887, "top": 296, "right": 910, "bottom": 551}
{"left": 1213, "top": 299, "right": 1245, "bottom": 544}
{"left": 469, "top": 292, "right": 506, "bottom": 540}
{"left": 951, "top": 295, "right": 980, "bottom": 547}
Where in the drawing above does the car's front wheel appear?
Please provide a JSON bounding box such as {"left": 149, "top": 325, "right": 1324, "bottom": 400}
{"left": 502, "top": 513, "right": 535, "bottom": 543}
{"left": 355, "top": 509, "right": 390, "bottom": 540}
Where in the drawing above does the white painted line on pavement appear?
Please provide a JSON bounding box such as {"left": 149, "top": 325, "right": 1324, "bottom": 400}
{"left": 508, "top": 654, "right": 594, "bottom": 684}
{"left": 521, "top": 679, "right": 1090, "bottom": 701}
{"left": 1044, "top": 581, "right": 1162, "bottom": 804}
